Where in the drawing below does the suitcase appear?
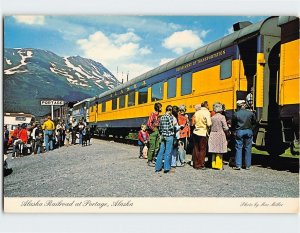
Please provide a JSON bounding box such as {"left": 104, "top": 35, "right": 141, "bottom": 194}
{"left": 212, "top": 154, "right": 223, "bottom": 170}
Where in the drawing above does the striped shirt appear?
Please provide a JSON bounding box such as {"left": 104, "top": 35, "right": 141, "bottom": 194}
{"left": 159, "top": 113, "right": 174, "bottom": 137}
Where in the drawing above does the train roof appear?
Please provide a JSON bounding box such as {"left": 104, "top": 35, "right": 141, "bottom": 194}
{"left": 73, "top": 98, "right": 92, "bottom": 107}
{"left": 94, "top": 16, "right": 277, "bottom": 103}
{"left": 278, "top": 16, "right": 299, "bottom": 26}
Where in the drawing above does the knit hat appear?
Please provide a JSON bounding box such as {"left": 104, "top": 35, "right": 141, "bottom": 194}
{"left": 213, "top": 103, "right": 223, "bottom": 113}
{"left": 179, "top": 104, "right": 186, "bottom": 111}
{"left": 237, "top": 100, "right": 246, "bottom": 107}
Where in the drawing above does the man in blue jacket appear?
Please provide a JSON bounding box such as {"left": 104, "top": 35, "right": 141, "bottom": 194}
{"left": 232, "top": 100, "right": 256, "bottom": 170}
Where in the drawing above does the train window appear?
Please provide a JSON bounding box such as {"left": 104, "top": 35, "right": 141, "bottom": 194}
{"left": 112, "top": 98, "right": 117, "bottom": 110}
{"left": 151, "top": 81, "right": 163, "bottom": 102}
{"left": 119, "top": 95, "right": 125, "bottom": 109}
{"left": 220, "top": 58, "right": 232, "bottom": 80}
{"left": 167, "top": 76, "right": 177, "bottom": 98}
{"left": 181, "top": 72, "right": 192, "bottom": 96}
{"left": 138, "top": 87, "right": 148, "bottom": 105}
{"left": 102, "top": 101, "right": 106, "bottom": 112}
{"left": 128, "top": 91, "right": 135, "bottom": 107}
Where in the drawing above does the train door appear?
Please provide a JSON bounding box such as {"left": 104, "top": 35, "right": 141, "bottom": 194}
{"left": 264, "top": 42, "right": 287, "bottom": 154}
{"left": 237, "top": 37, "right": 257, "bottom": 97}
{"left": 236, "top": 37, "right": 257, "bottom": 114}
{"left": 237, "top": 34, "right": 284, "bottom": 153}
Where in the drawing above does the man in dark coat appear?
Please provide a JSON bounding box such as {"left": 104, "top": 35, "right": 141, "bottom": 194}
{"left": 232, "top": 100, "right": 256, "bottom": 170}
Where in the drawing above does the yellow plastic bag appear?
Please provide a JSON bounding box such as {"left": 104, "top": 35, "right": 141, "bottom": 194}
{"left": 212, "top": 154, "right": 223, "bottom": 170}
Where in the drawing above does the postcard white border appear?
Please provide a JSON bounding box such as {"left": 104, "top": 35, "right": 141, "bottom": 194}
{"left": 1, "top": 0, "right": 300, "bottom": 232}
{"left": 4, "top": 197, "right": 299, "bottom": 213}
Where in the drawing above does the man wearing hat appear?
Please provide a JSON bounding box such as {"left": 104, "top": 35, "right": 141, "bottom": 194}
{"left": 232, "top": 100, "right": 256, "bottom": 170}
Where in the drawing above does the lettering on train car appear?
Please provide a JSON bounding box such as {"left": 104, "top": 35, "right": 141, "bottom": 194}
{"left": 176, "top": 49, "right": 226, "bottom": 72}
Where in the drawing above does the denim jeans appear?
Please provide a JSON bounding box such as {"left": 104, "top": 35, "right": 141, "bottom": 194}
{"left": 171, "top": 146, "right": 177, "bottom": 167}
{"left": 37, "top": 146, "right": 41, "bottom": 154}
{"left": 235, "top": 129, "right": 253, "bottom": 168}
{"left": 44, "top": 130, "right": 53, "bottom": 152}
{"left": 155, "top": 136, "right": 173, "bottom": 172}
{"left": 177, "top": 149, "right": 186, "bottom": 166}
{"left": 79, "top": 133, "right": 83, "bottom": 145}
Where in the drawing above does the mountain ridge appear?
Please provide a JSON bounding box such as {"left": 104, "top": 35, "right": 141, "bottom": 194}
{"left": 4, "top": 48, "right": 120, "bottom": 116}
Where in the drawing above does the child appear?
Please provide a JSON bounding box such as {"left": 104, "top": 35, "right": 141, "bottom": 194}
{"left": 85, "top": 124, "right": 91, "bottom": 145}
{"left": 65, "top": 129, "right": 71, "bottom": 146}
{"left": 138, "top": 124, "right": 149, "bottom": 159}
{"left": 176, "top": 141, "right": 186, "bottom": 166}
{"left": 55, "top": 126, "right": 62, "bottom": 148}
{"left": 35, "top": 133, "right": 44, "bottom": 155}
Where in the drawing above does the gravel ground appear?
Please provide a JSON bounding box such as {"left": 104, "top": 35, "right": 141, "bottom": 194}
{"left": 3, "top": 138, "right": 299, "bottom": 197}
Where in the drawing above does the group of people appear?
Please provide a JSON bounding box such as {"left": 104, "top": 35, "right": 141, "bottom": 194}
{"left": 138, "top": 98, "right": 256, "bottom": 173}
{"left": 4, "top": 116, "right": 91, "bottom": 158}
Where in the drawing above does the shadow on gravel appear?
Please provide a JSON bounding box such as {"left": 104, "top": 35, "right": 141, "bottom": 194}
{"left": 221, "top": 153, "right": 299, "bottom": 173}
{"left": 252, "top": 155, "right": 299, "bottom": 173}
{"left": 4, "top": 160, "right": 13, "bottom": 177}
{"left": 4, "top": 168, "right": 13, "bottom": 177}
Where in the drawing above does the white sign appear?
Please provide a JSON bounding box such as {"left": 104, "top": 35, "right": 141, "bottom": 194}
{"left": 41, "top": 100, "right": 64, "bottom": 106}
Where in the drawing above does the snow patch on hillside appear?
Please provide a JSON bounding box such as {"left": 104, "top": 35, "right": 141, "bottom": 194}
{"left": 5, "top": 58, "right": 12, "bottom": 65}
{"left": 50, "top": 64, "right": 91, "bottom": 88}
{"left": 64, "top": 57, "right": 92, "bottom": 79}
{"left": 4, "top": 50, "right": 33, "bottom": 75}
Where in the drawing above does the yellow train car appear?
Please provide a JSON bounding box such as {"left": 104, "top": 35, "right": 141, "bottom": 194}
{"left": 277, "top": 16, "right": 299, "bottom": 154}
{"left": 88, "top": 16, "right": 299, "bottom": 156}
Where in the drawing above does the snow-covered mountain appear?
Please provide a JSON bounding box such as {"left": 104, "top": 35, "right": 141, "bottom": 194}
{"left": 3, "top": 48, "right": 121, "bottom": 116}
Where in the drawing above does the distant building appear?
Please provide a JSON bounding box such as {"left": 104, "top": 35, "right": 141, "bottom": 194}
{"left": 4, "top": 112, "right": 35, "bottom": 131}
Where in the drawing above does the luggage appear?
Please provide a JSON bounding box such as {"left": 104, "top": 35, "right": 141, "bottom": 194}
{"left": 212, "top": 154, "right": 223, "bottom": 170}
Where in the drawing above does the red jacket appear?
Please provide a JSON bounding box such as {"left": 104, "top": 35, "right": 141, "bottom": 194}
{"left": 147, "top": 112, "right": 160, "bottom": 132}
{"left": 18, "top": 129, "right": 28, "bottom": 143}
{"left": 13, "top": 128, "right": 20, "bottom": 139}
{"left": 138, "top": 130, "right": 149, "bottom": 143}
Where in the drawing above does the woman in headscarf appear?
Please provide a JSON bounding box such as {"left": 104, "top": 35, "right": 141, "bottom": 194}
{"left": 178, "top": 104, "right": 190, "bottom": 151}
{"left": 208, "top": 102, "right": 229, "bottom": 170}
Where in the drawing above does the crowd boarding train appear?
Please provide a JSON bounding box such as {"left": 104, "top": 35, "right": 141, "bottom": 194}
{"left": 74, "top": 16, "right": 299, "bottom": 157}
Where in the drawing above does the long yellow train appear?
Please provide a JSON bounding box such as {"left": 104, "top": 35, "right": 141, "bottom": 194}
{"left": 86, "top": 16, "right": 299, "bottom": 157}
